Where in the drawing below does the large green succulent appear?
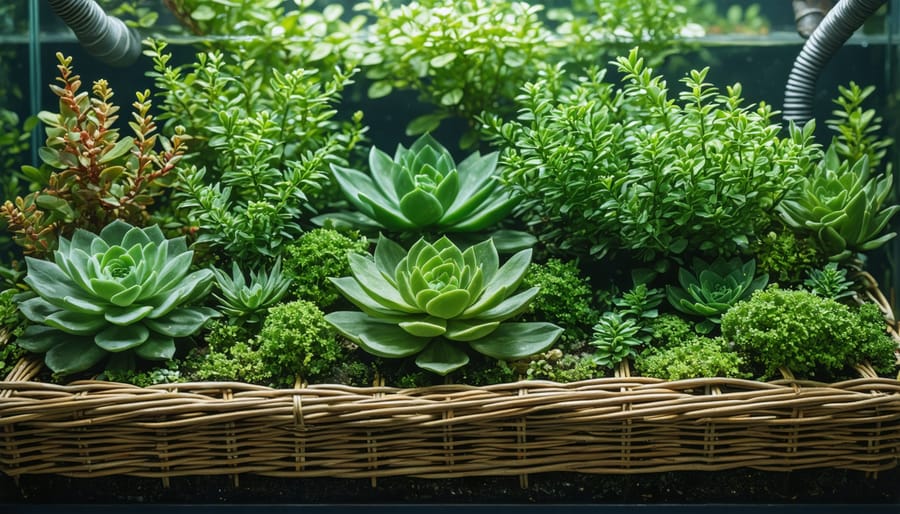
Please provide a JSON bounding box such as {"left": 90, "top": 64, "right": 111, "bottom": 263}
{"left": 324, "top": 236, "right": 562, "bottom": 375}
{"left": 778, "top": 147, "right": 899, "bottom": 262}
{"left": 16, "top": 220, "right": 217, "bottom": 374}
{"left": 321, "top": 134, "right": 530, "bottom": 250}
{"left": 666, "top": 257, "right": 768, "bottom": 333}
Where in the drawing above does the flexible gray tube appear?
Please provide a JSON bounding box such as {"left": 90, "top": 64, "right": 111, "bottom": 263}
{"left": 783, "top": 0, "right": 887, "bottom": 125}
{"left": 47, "top": 0, "right": 142, "bottom": 68}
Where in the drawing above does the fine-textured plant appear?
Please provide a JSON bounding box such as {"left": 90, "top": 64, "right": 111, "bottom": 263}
{"left": 213, "top": 257, "right": 292, "bottom": 325}
{"left": 750, "top": 227, "right": 825, "bottom": 284}
{"left": 147, "top": 40, "right": 364, "bottom": 264}
{"left": 666, "top": 256, "right": 768, "bottom": 333}
{"left": 635, "top": 336, "right": 747, "bottom": 381}
{"left": 16, "top": 220, "right": 217, "bottom": 374}
{"left": 283, "top": 228, "right": 369, "bottom": 308}
{"left": 721, "top": 287, "right": 896, "bottom": 379}
{"left": 481, "top": 48, "right": 819, "bottom": 261}
{"left": 520, "top": 259, "right": 599, "bottom": 346}
{"left": 589, "top": 312, "right": 643, "bottom": 368}
{"left": 325, "top": 235, "right": 562, "bottom": 375}
{"left": 2, "top": 53, "right": 187, "bottom": 257}
{"left": 255, "top": 300, "right": 342, "bottom": 385}
{"left": 321, "top": 133, "right": 527, "bottom": 249}
{"left": 803, "top": 263, "right": 856, "bottom": 302}
{"left": 358, "top": 0, "right": 554, "bottom": 147}
{"left": 777, "top": 147, "right": 899, "bottom": 262}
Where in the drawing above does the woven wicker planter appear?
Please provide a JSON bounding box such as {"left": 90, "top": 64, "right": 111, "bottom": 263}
{"left": 1, "top": 357, "right": 899, "bottom": 483}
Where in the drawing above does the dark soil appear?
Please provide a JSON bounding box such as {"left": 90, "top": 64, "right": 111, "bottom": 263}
{"left": 1, "top": 467, "right": 898, "bottom": 504}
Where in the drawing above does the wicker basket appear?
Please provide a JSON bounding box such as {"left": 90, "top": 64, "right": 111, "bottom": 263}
{"left": 1, "top": 273, "right": 899, "bottom": 483}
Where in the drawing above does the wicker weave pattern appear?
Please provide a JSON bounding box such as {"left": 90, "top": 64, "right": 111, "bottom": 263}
{"left": 2, "top": 358, "right": 898, "bottom": 479}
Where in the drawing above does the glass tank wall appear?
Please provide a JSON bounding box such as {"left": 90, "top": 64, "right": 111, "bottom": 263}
{"left": 2, "top": 0, "right": 900, "bottom": 293}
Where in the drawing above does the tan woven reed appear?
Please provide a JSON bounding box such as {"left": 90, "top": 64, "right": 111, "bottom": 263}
{"left": 1, "top": 356, "right": 898, "bottom": 481}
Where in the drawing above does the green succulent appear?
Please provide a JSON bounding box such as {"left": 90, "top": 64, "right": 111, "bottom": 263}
{"left": 666, "top": 257, "right": 768, "bottom": 333}
{"left": 16, "top": 220, "right": 217, "bottom": 374}
{"left": 803, "top": 262, "right": 856, "bottom": 302}
{"left": 778, "top": 147, "right": 900, "bottom": 262}
{"left": 589, "top": 312, "right": 644, "bottom": 369}
{"left": 325, "top": 235, "right": 563, "bottom": 375}
{"left": 213, "top": 257, "right": 292, "bottom": 325}
{"left": 321, "top": 134, "right": 530, "bottom": 250}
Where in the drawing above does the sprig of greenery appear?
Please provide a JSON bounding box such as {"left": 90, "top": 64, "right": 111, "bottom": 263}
{"left": 803, "top": 263, "right": 856, "bottom": 302}
{"left": 589, "top": 312, "right": 643, "bottom": 368}
{"left": 827, "top": 81, "right": 893, "bottom": 169}
{"left": 481, "top": 48, "right": 820, "bottom": 263}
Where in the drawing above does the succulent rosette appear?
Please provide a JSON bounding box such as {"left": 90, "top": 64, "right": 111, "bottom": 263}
{"left": 16, "top": 220, "right": 218, "bottom": 373}
{"left": 325, "top": 236, "right": 562, "bottom": 375}
{"left": 320, "top": 134, "right": 533, "bottom": 251}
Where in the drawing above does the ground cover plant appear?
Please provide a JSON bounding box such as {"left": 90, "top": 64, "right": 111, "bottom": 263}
{"left": 0, "top": 0, "right": 897, "bottom": 391}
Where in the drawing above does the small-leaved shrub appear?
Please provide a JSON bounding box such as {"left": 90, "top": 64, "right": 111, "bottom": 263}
{"left": 520, "top": 259, "right": 599, "bottom": 347}
{"left": 636, "top": 336, "right": 747, "bottom": 381}
{"left": 283, "top": 228, "right": 369, "bottom": 308}
{"left": 256, "top": 300, "right": 341, "bottom": 386}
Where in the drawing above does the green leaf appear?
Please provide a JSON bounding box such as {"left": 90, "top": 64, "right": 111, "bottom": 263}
{"left": 325, "top": 311, "right": 430, "bottom": 358}
{"left": 15, "top": 325, "right": 66, "bottom": 353}
{"left": 415, "top": 339, "right": 469, "bottom": 375}
{"left": 461, "top": 248, "right": 532, "bottom": 317}
{"left": 468, "top": 322, "right": 562, "bottom": 360}
{"left": 399, "top": 316, "right": 447, "bottom": 337}
{"left": 89, "top": 278, "right": 127, "bottom": 300}
{"left": 348, "top": 252, "right": 417, "bottom": 313}
{"left": 18, "top": 296, "right": 62, "bottom": 323}
{"left": 399, "top": 189, "right": 444, "bottom": 226}
{"left": 99, "top": 136, "right": 134, "bottom": 164}
{"left": 143, "top": 307, "right": 217, "bottom": 337}
{"left": 95, "top": 324, "right": 150, "bottom": 352}
{"left": 110, "top": 284, "right": 142, "bottom": 307}
{"left": 406, "top": 113, "right": 446, "bottom": 136}
{"left": 45, "top": 339, "right": 106, "bottom": 374}
{"left": 44, "top": 309, "right": 109, "bottom": 335}
{"left": 105, "top": 305, "right": 154, "bottom": 326}
{"left": 368, "top": 80, "right": 393, "bottom": 99}
{"left": 445, "top": 319, "right": 500, "bottom": 341}
{"left": 424, "top": 289, "right": 471, "bottom": 319}
{"left": 429, "top": 52, "right": 457, "bottom": 68}
{"left": 134, "top": 333, "right": 176, "bottom": 361}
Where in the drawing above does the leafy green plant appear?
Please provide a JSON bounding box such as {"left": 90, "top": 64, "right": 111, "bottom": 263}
{"left": 16, "top": 220, "right": 217, "bottom": 374}
{"left": 666, "top": 256, "right": 768, "bottom": 333}
{"left": 777, "top": 146, "right": 899, "bottom": 262}
{"left": 646, "top": 313, "right": 695, "bottom": 347}
{"left": 2, "top": 53, "right": 187, "bottom": 257}
{"left": 635, "top": 336, "right": 747, "bottom": 381}
{"left": 213, "top": 258, "right": 292, "bottom": 325}
{"left": 721, "top": 287, "right": 896, "bottom": 379}
{"left": 321, "top": 133, "right": 529, "bottom": 250}
{"left": 750, "top": 227, "right": 825, "bottom": 284}
{"left": 803, "top": 263, "right": 856, "bottom": 302}
{"left": 255, "top": 300, "right": 342, "bottom": 385}
{"left": 147, "top": 40, "right": 364, "bottom": 264}
{"left": 283, "top": 228, "right": 369, "bottom": 308}
{"left": 358, "top": 0, "right": 554, "bottom": 147}
{"left": 827, "top": 81, "right": 893, "bottom": 169}
{"left": 589, "top": 312, "right": 643, "bottom": 368}
{"left": 481, "top": 48, "right": 819, "bottom": 262}
{"left": 325, "top": 235, "right": 562, "bottom": 375}
{"left": 520, "top": 259, "right": 599, "bottom": 346}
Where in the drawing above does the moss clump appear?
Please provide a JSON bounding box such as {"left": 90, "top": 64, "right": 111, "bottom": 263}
{"left": 524, "top": 351, "right": 601, "bottom": 382}
{"left": 721, "top": 287, "right": 897, "bottom": 379}
{"left": 751, "top": 229, "right": 825, "bottom": 285}
{"left": 283, "top": 228, "right": 369, "bottom": 308}
{"left": 635, "top": 337, "right": 748, "bottom": 381}
{"left": 647, "top": 314, "right": 695, "bottom": 347}
{"left": 256, "top": 300, "right": 341, "bottom": 385}
{"left": 520, "top": 259, "right": 599, "bottom": 347}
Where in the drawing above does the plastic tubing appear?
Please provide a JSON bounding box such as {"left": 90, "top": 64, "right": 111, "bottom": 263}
{"left": 783, "top": 0, "right": 887, "bottom": 126}
{"left": 47, "top": 0, "right": 142, "bottom": 67}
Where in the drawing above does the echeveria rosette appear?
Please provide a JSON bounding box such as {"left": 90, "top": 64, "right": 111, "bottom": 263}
{"left": 16, "top": 220, "right": 218, "bottom": 374}
{"left": 321, "top": 134, "right": 532, "bottom": 251}
{"left": 666, "top": 257, "right": 768, "bottom": 334}
{"left": 778, "top": 147, "right": 900, "bottom": 262}
{"left": 324, "top": 236, "right": 563, "bottom": 375}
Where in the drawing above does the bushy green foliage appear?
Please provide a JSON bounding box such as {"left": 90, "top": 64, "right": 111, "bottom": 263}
{"left": 855, "top": 304, "right": 900, "bottom": 375}
{"left": 100, "top": 360, "right": 186, "bottom": 387}
{"left": 721, "top": 287, "right": 896, "bottom": 379}
{"left": 481, "top": 48, "right": 819, "bottom": 261}
{"left": 520, "top": 259, "right": 599, "bottom": 346}
{"left": 283, "top": 228, "right": 369, "bottom": 308}
{"left": 257, "top": 300, "right": 341, "bottom": 385}
{"left": 827, "top": 81, "right": 893, "bottom": 169}
{"left": 636, "top": 336, "right": 747, "bottom": 381}
{"left": 193, "top": 320, "right": 268, "bottom": 383}
{"left": 647, "top": 314, "right": 695, "bottom": 347}
{"left": 147, "top": 40, "right": 365, "bottom": 265}
{"left": 751, "top": 228, "right": 825, "bottom": 284}
{"left": 523, "top": 351, "right": 600, "bottom": 382}
{"left": 804, "top": 263, "right": 856, "bottom": 302}
{"left": 358, "top": 0, "right": 554, "bottom": 147}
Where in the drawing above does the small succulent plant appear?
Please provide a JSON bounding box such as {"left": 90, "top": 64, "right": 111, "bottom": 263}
{"left": 320, "top": 134, "right": 530, "bottom": 250}
{"left": 778, "top": 147, "right": 899, "bottom": 262}
{"left": 213, "top": 257, "right": 292, "bottom": 325}
{"left": 589, "top": 312, "right": 644, "bottom": 369}
{"left": 325, "top": 235, "right": 562, "bottom": 375}
{"left": 803, "top": 262, "right": 856, "bottom": 302}
{"left": 16, "top": 220, "right": 217, "bottom": 374}
{"left": 666, "top": 256, "right": 768, "bottom": 333}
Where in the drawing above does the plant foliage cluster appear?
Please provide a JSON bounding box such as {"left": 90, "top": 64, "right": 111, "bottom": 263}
{"left": 0, "top": 0, "right": 897, "bottom": 388}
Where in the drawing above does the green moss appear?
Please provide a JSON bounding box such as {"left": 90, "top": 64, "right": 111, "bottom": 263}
{"left": 635, "top": 337, "right": 748, "bottom": 381}
{"left": 647, "top": 314, "right": 695, "bottom": 348}
{"left": 521, "top": 259, "right": 599, "bottom": 347}
{"left": 721, "top": 287, "right": 897, "bottom": 379}
{"left": 751, "top": 228, "right": 825, "bottom": 285}
{"left": 100, "top": 360, "right": 187, "bottom": 387}
{"left": 524, "top": 352, "right": 601, "bottom": 382}
{"left": 256, "top": 300, "right": 342, "bottom": 386}
{"left": 283, "top": 228, "right": 369, "bottom": 308}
